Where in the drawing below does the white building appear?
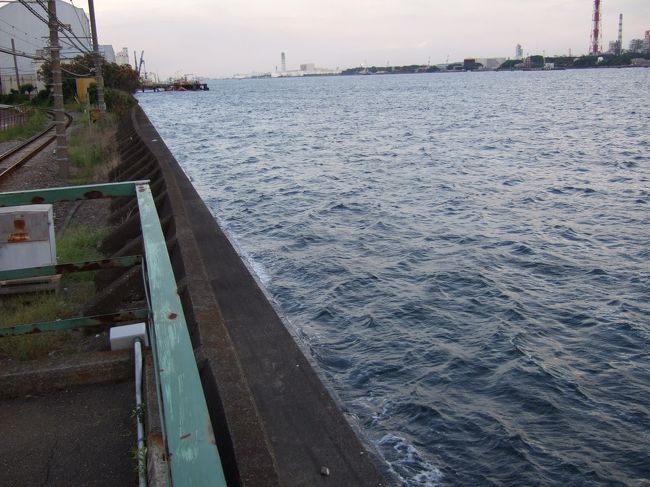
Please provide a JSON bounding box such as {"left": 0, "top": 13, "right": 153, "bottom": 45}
{"left": 0, "top": 0, "right": 110, "bottom": 94}
{"left": 475, "top": 57, "right": 507, "bottom": 70}
{"left": 115, "top": 47, "right": 129, "bottom": 66}
{"left": 515, "top": 44, "right": 523, "bottom": 60}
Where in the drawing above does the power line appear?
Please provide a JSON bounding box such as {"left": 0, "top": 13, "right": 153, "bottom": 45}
{"left": 0, "top": 16, "right": 46, "bottom": 42}
{"left": 61, "top": 65, "right": 92, "bottom": 77}
{"left": 0, "top": 17, "right": 49, "bottom": 48}
{"left": 16, "top": 0, "right": 92, "bottom": 56}
{"left": 0, "top": 67, "right": 39, "bottom": 74}
{"left": 33, "top": 0, "right": 92, "bottom": 55}
{"left": 0, "top": 26, "right": 44, "bottom": 50}
{"left": 0, "top": 44, "right": 46, "bottom": 60}
{"left": 68, "top": 0, "right": 91, "bottom": 42}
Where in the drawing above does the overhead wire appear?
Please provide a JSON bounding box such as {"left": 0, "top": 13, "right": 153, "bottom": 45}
{"left": 3, "top": 0, "right": 105, "bottom": 86}
{"left": 16, "top": 0, "right": 92, "bottom": 56}
{"left": 33, "top": 0, "right": 92, "bottom": 55}
{"left": 0, "top": 27, "right": 44, "bottom": 50}
{"left": 0, "top": 18, "right": 49, "bottom": 49}
{"left": 0, "top": 44, "right": 46, "bottom": 60}
{"left": 60, "top": 65, "right": 93, "bottom": 77}
{"left": 0, "top": 17, "right": 45, "bottom": 43}
{"left": 68, "top": 0, "right": 92, "bottom": 43}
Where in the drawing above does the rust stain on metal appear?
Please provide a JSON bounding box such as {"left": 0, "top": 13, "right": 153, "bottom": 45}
{"left": 83, "top": 190, "right": 104, "bottom": 199}
{"left": 54, "top": 259, "right": 133, "bottom": 273}
{"left": 168, "top": 312, "right": 177, "bottom": 319}
{"left": 180, "top": 432, "right": 192, "bottom": 440}
{"left": 147, "top": 432, "right": 164, "bottom": 448}
{"left": 207, "top": 420, "right": 217, "bottom": 445}
{"left": 14, "top": 326, "right": 43, "bottom": 335}
{"left": 8, "top": 218, "right": 30, "bottom": 242}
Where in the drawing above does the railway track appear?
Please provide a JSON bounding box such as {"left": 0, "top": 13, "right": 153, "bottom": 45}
{"left": 0, "top": 110, "right": 73, "bottom": 181}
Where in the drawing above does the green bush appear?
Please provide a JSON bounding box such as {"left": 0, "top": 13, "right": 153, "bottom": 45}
{"left": 104, "top": 88, "right": 137, "bottom": 115}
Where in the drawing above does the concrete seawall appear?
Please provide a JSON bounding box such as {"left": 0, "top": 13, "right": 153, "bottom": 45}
{"left": 108, "top": 105, "right": 392, "bottom": 486}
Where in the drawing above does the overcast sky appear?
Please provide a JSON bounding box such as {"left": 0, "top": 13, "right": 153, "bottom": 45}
{"left": 92, "top": 0, "right": 649, "bottom": 79}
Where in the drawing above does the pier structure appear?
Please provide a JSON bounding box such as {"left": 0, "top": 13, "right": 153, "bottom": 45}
{"left": 139, "top": 80, "right": 209, "bottom": 92}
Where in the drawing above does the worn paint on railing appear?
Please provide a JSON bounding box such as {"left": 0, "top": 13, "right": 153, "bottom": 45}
{"left": 0, "top": 182, "right": 227, "bottom": 486}
{"left": 0, "top": 255, "right": 142, "bottom": 281}
{"left": 136, "top": 182, "right": 227, "bottom": 486}
{"left": 0, "top": 181, "right": 148, "bottom": 207}
{"left": 0, "top": 309, "right": 149, "bottom": 337}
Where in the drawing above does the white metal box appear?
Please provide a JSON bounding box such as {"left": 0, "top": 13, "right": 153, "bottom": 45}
{"left": 109, "top": 322, "right": 149, "bottom": 350}
{"left": 0, "top": 204, "right": 56, "bottom": 271}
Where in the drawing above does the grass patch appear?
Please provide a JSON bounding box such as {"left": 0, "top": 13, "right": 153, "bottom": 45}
{"left": 0, "top": 109, "right": 49, "bottom": 143}
{"left": 57, "top": 224, "right": 112, "bottom": 282}
{"left": 64, "top": 101, "right": 86, "bottom": 113}
{"left": 0, "top": 225, "right": 110, "bottom": 360}
{"left": 68, "top": 113, "right": 118, "bottom": 184}
{"left": 0, "top": 331, "right": 73, "bottom": 362}
{"left": 57, "top": 224, "right": 110, "bottom": 262}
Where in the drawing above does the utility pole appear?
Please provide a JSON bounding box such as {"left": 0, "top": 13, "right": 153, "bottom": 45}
{"left": 11, "top": 39, "right": 20, "bottom": 91}
{"left": 48, "top": 0, "right": 68, "bottom": 178}
{"left": 87, "top": 0, "right": 106, "bottom": 113}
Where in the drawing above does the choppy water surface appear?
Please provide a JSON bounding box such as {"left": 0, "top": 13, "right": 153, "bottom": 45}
{"left": 138, "top": 70, "right": 650, "bottom": 486}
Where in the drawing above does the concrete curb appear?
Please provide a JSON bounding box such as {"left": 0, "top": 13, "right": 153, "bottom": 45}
{"left": 0, "top": 350, "right": 132, "bottom": 400}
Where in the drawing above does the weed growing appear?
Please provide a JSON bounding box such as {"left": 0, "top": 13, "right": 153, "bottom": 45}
{"left": 68, "top": 113, "right": 118, "bottom": 184}
{"left": 0, "top": 225, "right": 110, "bottom": 360}
{"left": 0, "top": 109, "right": 48, "bottom": 143}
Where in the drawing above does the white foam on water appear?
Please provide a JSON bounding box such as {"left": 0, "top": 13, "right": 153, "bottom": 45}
{"left": 212, "top": 213, "right": 273, "bottom": 287}
{"left": 377, "top": 434, "right": 444, "bottom": 487}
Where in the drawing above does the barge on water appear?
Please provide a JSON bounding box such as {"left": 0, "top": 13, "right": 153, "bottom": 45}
{"left": 140, "top": 81, "right": 209, "bottom": 92}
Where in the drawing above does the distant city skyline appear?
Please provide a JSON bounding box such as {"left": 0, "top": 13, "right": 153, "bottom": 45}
{"left": 91, "top": 0, "right": 649, "bottom": 78}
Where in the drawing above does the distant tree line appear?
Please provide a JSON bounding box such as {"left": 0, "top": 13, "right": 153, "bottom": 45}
{"left": 342, "top": 65, "right": 440, "bottom": 75}
{"left": 498, "top": 52, "right": 650, "bottom": 70}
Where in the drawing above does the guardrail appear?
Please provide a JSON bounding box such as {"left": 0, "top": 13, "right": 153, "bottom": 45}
{"left": 0, "top": 181, "right": 227, "bottom": 486}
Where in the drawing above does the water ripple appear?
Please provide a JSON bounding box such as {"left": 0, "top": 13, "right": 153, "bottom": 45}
{"left": 139, "top": 69, "right": 650, "bottom": 486}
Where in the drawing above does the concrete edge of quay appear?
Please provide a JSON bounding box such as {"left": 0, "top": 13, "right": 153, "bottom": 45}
{"left": 105, "top": 105, "right": 395, "bottom": 486}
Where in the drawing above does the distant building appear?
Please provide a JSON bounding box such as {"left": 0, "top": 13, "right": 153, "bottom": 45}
{"left": 0, "top": 0, "right": 93, "bottom": 93}
{"left": 475, "top": 57, "right": 507, "bottom": 70}
{"left": 270, "top": 61, "right": 340, "bottom": 78}
{"left": 100, "top": 45, "right": 116, "bottom": 64}
{"left": 515, "top": 44, "right": 523, "bottom": 60}
{"left": 629, "top": 38, "right": 644, "bottom": 53}
{"left": 116, "top": 47, "right": 130, "bottom": 66}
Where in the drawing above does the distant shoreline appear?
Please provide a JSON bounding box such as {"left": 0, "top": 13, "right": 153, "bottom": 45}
{"left": 221, "top": 64, "right": 648, "bottom": 81}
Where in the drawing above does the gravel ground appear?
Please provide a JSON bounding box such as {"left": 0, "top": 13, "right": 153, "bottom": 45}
{"left": 0, "top": 128, "right": 112, "bottom": 232}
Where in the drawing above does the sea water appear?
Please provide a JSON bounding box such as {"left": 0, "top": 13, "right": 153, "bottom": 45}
{"left": 138, "top": 69, "right": 650, "bottom": 486}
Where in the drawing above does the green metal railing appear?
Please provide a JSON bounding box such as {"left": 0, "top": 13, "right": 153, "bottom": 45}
{"left": 0, "top": 181, "right": 227, "bottom": 486}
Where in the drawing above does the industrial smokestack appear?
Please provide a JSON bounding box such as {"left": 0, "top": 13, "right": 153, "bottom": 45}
{"left": 281, "top": 52, "right": 286, "bottom": 72}
{"left": 590, "top": 0, "right": 602, "bottom": 55}
{"left": 617, "top": 13, "right": 623, "bottom": 55}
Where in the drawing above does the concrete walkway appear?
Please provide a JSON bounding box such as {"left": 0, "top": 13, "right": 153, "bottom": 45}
{"left": 1, "top": 382, "right": 135, "bottom": 486}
